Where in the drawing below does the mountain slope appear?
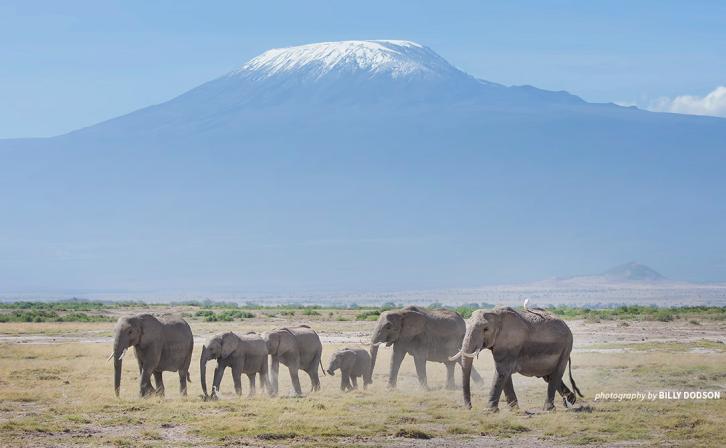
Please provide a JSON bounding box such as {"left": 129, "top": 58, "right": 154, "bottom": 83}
{"left": 1, "top": 40, "right": 725, "bottom": 295}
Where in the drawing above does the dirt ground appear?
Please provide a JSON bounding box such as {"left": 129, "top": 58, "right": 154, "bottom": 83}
{"left": 0, "top": 310, "right": 724, "bottom": 447}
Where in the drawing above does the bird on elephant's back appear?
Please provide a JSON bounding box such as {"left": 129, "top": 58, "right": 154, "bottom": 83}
{"left": 108, "top": 314, "right": 193, "bottom": 398}
{"left": 369, "top": 306, "right": 484, "bottom": 390}
{"left": 451, "top": 306, "right": 583, "bottom": 411}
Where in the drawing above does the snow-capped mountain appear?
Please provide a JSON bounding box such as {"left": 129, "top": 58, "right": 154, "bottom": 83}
{"left": 71, "top": 40, "right": 586, "bottom": 139}
{"left": 235, "top": 40, "right": 464, "bottom": 81}
{"left": 1, "top": 40, "right": 725, "bottom": 296}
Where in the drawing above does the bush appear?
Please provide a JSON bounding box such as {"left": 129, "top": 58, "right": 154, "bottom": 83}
{"left": 0, "top": 310, "right": 111, "bottom": 323}
{"left": 356, "top": 310, "right": 381, "bottom": 321}
{"left": 194, "top": 310, "right": 254, "bottom": 321}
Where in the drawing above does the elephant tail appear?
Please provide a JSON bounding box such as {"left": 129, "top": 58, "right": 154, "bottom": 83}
{"left": 319, "top": 358, "right": 326, "bottom": 376}
{"left": 187, "top": 370, "right": 191, "bottom": 382}
{"left": 568, "top": 357, "right": 583, "bottom": 398}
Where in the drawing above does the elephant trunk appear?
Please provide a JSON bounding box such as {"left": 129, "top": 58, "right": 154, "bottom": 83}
{"left": 462, "top": 355, "right": 473, "bottom": 409}
{"left": 200, "top": 345, "right": 210, "bottom": 398}
{"left": 112, "top": 336, "right": 127, "bottom": 398}
{"left": 114, "top": 358, "right": 122, "bottom": 397}
{"left": 369, "top": 344, "right": 379, "bottom": 375}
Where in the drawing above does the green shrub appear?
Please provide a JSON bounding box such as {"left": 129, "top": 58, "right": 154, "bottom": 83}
{"left": 356, "top": 310, "right": 381, "bottom": 321}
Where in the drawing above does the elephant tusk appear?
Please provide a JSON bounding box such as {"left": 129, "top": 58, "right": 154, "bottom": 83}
{"left": 461, "top": 351, "right": 477, "bottom": 359}
{"left": 448, "top": 351, "right": 462, "bottom": 361}
{"left": 106, "top": 353, "right": 114, "bottom": 363}
{"left": 117, "top": 348, "right": 128, "bottom": 361}
{"left": 371, "top": 342, "right": 383, "bottom": 347}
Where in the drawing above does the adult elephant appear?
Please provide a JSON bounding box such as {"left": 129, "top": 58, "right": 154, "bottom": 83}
{"left": 451, "top": 307, "right": 583, "bottom": 411}
{"left": 200, "top": 332, "right": 270, "bottom": 400}
{"left": 109, "top": 314, "right": 193, "bottom": 397}
{"left": 370, "top": 306, "right": 483, "bottom": 389}
{"left": 263, "top": 325, "right": 324, "bottom": 396}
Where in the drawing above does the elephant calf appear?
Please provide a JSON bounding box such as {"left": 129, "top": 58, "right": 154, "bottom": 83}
{"left": 200, "top": 332, "right": 270, "bottom": 400}
{"left": 109, "top": 314, "right": 193, "bottom": 398}
{"left": 452, "top": 306, "right": 583, "bottom": 411}
{"left": 326, "top": 347, "right": 372, "bottom": 391}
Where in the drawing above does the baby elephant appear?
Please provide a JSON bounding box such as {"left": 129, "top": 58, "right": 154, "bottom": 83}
{"left": 326, "top": 347, "right": 373, "bottom": 391}
{"left": 200, "top": 332, "right": 270, "bottom": 400}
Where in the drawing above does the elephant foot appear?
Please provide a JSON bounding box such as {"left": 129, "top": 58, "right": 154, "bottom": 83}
{"left": 544, "top": 402, "right": 555, "bottom": 412}
{"left": 484, "top": 406, "right": 500, "bottom": 414}
{"left": 507, "top": 401, "right": 519, "bottom": 410}
{"left": 445, "top": 383, "right": 457, "bottom": 391}
{"left": 385, "top": 383, "right": 397, "bottom": 391}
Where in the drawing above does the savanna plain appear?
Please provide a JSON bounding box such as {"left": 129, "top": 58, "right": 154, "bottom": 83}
{"left": 0, "top": 302, "right": 724, "bottom": 447}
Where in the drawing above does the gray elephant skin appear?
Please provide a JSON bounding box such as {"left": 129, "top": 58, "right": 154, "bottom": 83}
{"left": 110, "top": 314, "right": 193, "bottom": 397}
{"left": 326, "top": 347, "right": 373, "bottom": 391}
{"left": 370, "top": 306, "right": 483, "bottom": 389}
{"left": 200, "top": 331, "right": 271, "bottom": 400}
{"left": 452, "top": 307, "right": 583, "bottom": 411}
{"left": 264, "top": 325, "right": 324, "bottom": 396}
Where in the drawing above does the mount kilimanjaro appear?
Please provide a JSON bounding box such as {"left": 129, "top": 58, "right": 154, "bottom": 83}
{"left": 1, "top": 40, "right": 725, "bottom": 297}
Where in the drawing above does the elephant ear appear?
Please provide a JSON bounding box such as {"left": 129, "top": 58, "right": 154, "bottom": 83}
{"left": 221, "top": 333, "right": 238, "bottom": 359}
{"left": 400, "top": 309, "right": 427, "bottom": 339}
{"left": 131, "top": 317, "right": 144, "bottom": 345}
{"left": 340, "top": 350, "right": 356, "bottom": 370}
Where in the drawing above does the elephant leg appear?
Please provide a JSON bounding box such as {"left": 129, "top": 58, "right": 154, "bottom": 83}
{"left": 388, "top": 347, "right": 406, "bottom": 389}
{"left": 260, "top": 370, "right": 272, "bottom": 397}
{"left": 558, "top": 382, "right": 576, "bottom": 406}
{"left": 178, "top": 370, "right": 188, "bottom": 396}
{"left": 545, "top": 378, "right": 559, "bottom": 411}
{"left": 503, "top": 376, "right": 518, "bottom": 409}
{"left": 487, "top": 364, "right": 513, "bottom": 411}
{"left": 270, "top": 356, "right": 280, "bottom": 396}
{"left": 445, "top": 362, "right": 456, "bottom": 390}
{"left": 412, "top": 353, "right": 428, "bottom": 389}
{"left": 247, "top": 373, "right": 256, "bottom": 397}
{"left": 231, "top": 366, "right": 242, "bottom": 397}
{"left": 153, "top": 371, "right": 165, "bottom": 396}
{"left": 212, "top": 363, "right": 226, "bottom": 399}
{"left": 308, "top": 368, "right": 320, "bottom": 392}
{"left": 287, "top": 359, "right": 303, "bottom": 396}
{"left": 340, "top": 372, "right": 347, "bottom": 391}
{"left": 310, "top": 351, "right": 322, "bottom": 392}
{"left": 340, "top": 372, "right": 353, "bottom": 392}
{"left": 350, "top": 376, "right": 358, "bottom": 390}
{"left": 545, "top": 372, "right": 575, "bottom": 408}
{"left": 139, "top": 368, "right": 154, "bottom": 397}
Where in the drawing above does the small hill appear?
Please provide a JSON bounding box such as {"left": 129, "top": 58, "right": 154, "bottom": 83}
{"left": 602, "top": 262, "right": 666, "bottom": 282}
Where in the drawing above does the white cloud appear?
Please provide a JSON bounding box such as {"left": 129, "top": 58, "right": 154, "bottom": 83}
{"left": 649, "top": 86, "right": 726, "bottom": 118}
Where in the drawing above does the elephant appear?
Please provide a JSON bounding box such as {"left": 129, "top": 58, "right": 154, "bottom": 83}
{"left": 263, "top": 325, "right": 324, "bottom": 396}
{"left": 326, "top": 347, "right": 373, "bottom": 391}
{"left": 451, "top": 306, "right": 583, "bottom": 411}
{"left": 369, "top": 306, "right": 483, "bottom": 389}
{"left": 200, "top": 331, "right": 271, "bottom": 400}
{"left": 109, "top": 314, "right": 193, "bottom": 398}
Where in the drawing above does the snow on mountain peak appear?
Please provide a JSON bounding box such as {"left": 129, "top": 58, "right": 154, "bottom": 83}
{"left": 231, "top": 40, "right": 463, "bottom": 81}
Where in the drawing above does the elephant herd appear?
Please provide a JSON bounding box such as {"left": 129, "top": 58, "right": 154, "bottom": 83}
{"left": 109, "top": 304, "right": 582, "bottom": 411}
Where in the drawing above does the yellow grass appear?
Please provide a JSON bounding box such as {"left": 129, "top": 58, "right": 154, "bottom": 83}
{"left": 1, "top": 316, "right": 724, "bottom": 447}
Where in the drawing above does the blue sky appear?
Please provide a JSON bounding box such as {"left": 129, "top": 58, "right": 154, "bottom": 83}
{"left": 2, "top": 0, "right": 725, "bottom": 138}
